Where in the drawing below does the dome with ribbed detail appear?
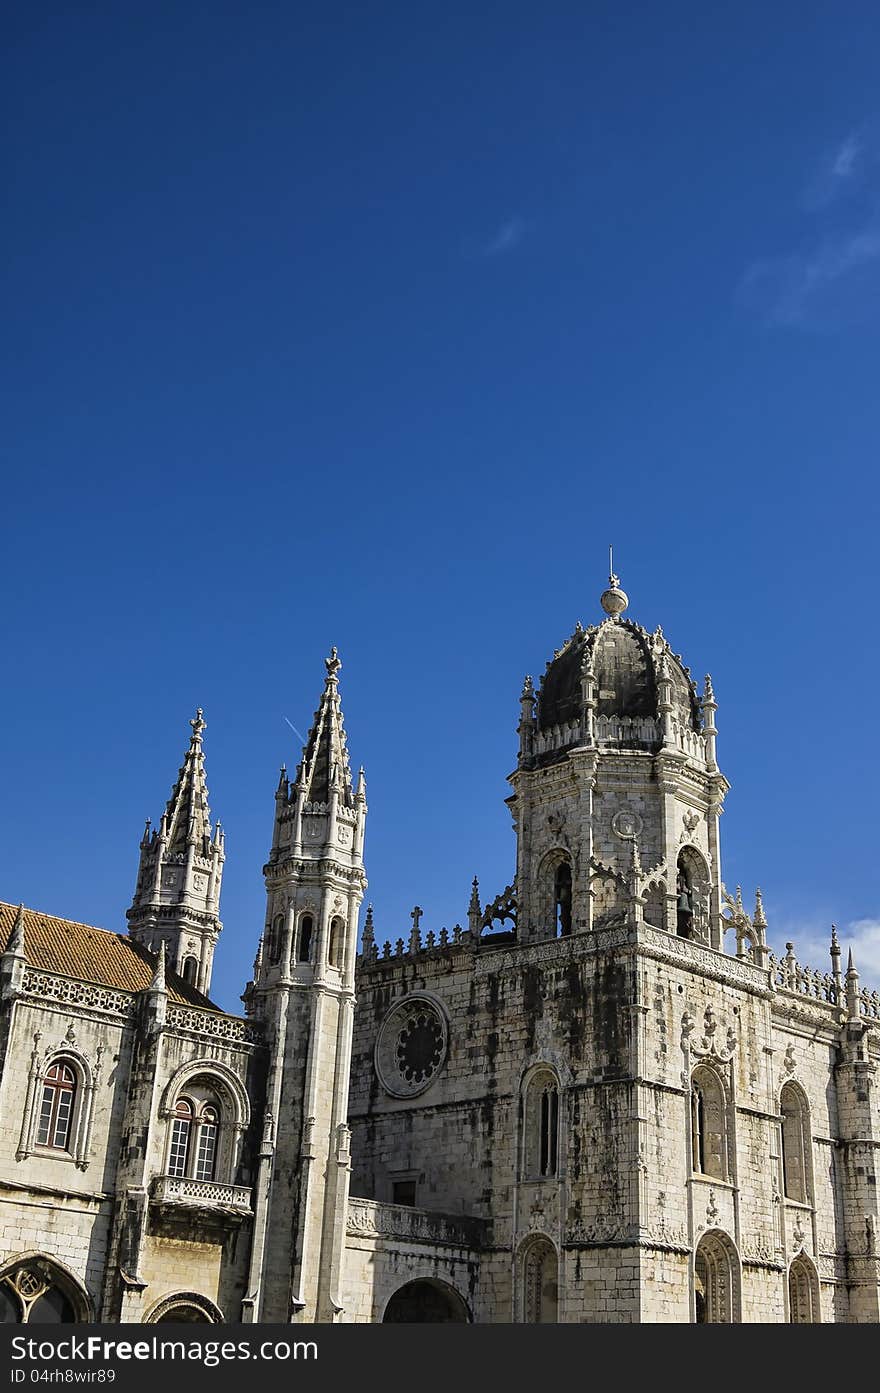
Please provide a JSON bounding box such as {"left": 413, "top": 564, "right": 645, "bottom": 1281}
{"left": 535, "top": 612, "right": 701, "bottom": 739}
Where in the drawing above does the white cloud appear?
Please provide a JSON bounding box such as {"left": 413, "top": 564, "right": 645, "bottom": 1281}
{"left": 769, "top": 917, "right": 880, "bottom": 984}
{"left": 483, "top": 216, "right": 525, "bottom": 257}
{"left": 832, "top": 133, "right": 860, "bottom": 180}
{"left": 743, "top": 123, "right": 880, "bottom": 325}
{"left": 741, "top": 223, "right": 880, "bottom": 326}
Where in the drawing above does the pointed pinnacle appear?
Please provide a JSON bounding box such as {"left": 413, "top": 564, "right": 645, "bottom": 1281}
{"left": 150, "top": 941, "right": 167, "bottom": 993}
{"left": 830, "top": 923, "right": 840, "bottom": 953}
{"left": 753, "top": 887, "right": 766, "bottom": 928}
{"left": 4, "top": 904, "right": 26, "bottom": 956}
{"left": 362, "top": 904, "right": 375, "bottom": 950}
{"left": 190, "top": 708, "right": 206, "bottom": 741}
{"left": 325, "top": 646, "right": 342, "bottom": 680}
{"left": 468, "top": 876, "right": 481, "bottom": 913}
{"left": 847, "top": 947, "right": 857, "bottom": 975}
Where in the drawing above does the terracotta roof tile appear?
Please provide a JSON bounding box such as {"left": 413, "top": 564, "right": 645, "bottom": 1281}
{"left": 0, "top": 901, "right": 221, "bottom": 1011}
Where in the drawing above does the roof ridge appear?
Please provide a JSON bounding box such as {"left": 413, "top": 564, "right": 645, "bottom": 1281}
{"left": 0, "top": 901, "right": 122, "bottom": 939}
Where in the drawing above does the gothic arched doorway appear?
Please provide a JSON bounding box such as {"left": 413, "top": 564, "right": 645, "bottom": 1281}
{"left": 145, "top": 1292, "right": 223, "bottom": 1324}
{"left": 788, "top": 1254, "right": 820, "bottom": 1323}
{"left": 382, "top": 1279, "right": 469, "bottom": 1323}
{"left": 519, "top": 1236, "right": 559, "bottom": 1322}
{"left": 693, "top": 1230, "right": 740, "bottom": 1323}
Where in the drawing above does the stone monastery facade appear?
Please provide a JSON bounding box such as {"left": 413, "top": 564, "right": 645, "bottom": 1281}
{"left": 1, "top": 577, "right": 879, "bottom": 1324}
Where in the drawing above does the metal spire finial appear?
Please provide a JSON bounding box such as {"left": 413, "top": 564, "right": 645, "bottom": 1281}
{"left": 600, "top": 550, "right": 629, "bottom": 620}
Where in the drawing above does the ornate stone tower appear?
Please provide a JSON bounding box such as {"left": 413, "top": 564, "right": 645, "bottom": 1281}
{"left": 244, "top": 648, "right": 367, "bottom": 1322}
{"left": 126, "top": 709, "right": 225, "bottom": 995}
{"left": 509, "top": 569, "right": 733, "bottom": 955}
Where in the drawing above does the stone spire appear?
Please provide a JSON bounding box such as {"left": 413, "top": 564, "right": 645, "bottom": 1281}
{"left": 127, "top": 710, "right": 225, "bottom": 997}
{"left": 294, "top": 648, "right": 354, "bottom": 807}
{"left": 468, "top": 877, "right": 482, "bottom": 937}
{"left": 846, "top": 948, "right": 861, "bottom": 1021}
{"left": 1, "top": 904, "right": 27, "bottom": 1003}
{"left": 830, "top": 923, "right": 843, "bottom": 998}
{"left": 162, "top": 709, "right": 212, "bottom": 855}
{"left": 3, "top": 903, "right": 25, "bottom": 956}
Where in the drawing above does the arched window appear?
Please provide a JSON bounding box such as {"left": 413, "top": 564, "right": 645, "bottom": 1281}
{"left": 297, "top": 914, "right": 313, "bottom": 963}
{"left": 267, "top": 914, "right": 284, "bottom": 964}
{"left": 328, "top": 917, "right": 344, "bottom": 969}
{"left": 181, "top": 956, "right": 198, "bottom": 985}
{"left": 166, "top": 1086, "right": 222, "bottom": 1183}
{"left": 0, "top": 1257, "right": 89, "bottom": 1323}
{"left": 691, "top": 1066, "right": 728, "bottom": 1181}
{"left": 694, "top": 1230, "right": 740, "bottom": 1323}
{"left": 194, "top": 1105, "right": 218, "bottom": 1182}
{"left": 168, "top": 1099, "right": 193, "bottom": 1178}
{"left": 36, "top": 1063, "right": 76, "bottom": 1151}
{"left": 520, "top": 1237, "right": 558, "bottom": 1322}
{"left": 676, "top": 848, "right": 709, "bottom": 940}
{"left": 554, "top": 863, "right": 572, "bottom": 937}
{"left": 522, "top": 1069, "right": 561, "bottom": 1180}
{"left": 539, "top": 1085, "right": 559, "bottom": 1176}
{"left": 780, "top": 1083, "right": 811, "bottom": 1204}
{"left": 788, "top": 1254, "right": 820, "bottom": 1323}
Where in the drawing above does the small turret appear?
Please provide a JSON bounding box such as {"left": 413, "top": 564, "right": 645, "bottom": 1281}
{"left": 127, "top": 709, "right": 224, "bottom": 996}
{"left": 830, "top": 924, "right": 843, "bottom": 1001}
{"left": 846, "top": 948, "right": 861, "bottom": 1022}
{"left": 518, "top": 676, "right": 536, "bottom": 759}
{"left": 468, "top": 877, "right": 482, "bottom": 938}
{"left": 1, "top": 904, "right": 27, "bottom": 1004}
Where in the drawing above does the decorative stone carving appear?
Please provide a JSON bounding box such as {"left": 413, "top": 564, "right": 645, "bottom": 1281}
{"left": 681, "top": 1006, "right": 737, "bottom": 1063}
{"left": 345, "top": 1197, "right": 485, "bottom": 1249}
{"left": 612, "top": 809, "right": 643, "bottom": 840}
{"left": 681, "top": 810, "right": 700, "bottom": 840}
{"left": 374, "top": 994, "right": 449, "bottom": 1099}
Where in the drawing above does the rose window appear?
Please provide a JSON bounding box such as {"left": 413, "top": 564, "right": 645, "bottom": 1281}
{"left": 375, "top": 996, "right": 448, "bottom": 1098}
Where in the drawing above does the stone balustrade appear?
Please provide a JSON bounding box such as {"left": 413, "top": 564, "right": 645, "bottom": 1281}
{"left": 151, "top": 1174, "right": 253, "bottom": 1214}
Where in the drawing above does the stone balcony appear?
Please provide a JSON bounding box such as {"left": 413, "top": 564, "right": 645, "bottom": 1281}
{"left": 150, "top": 1174, "right": 253, "bottom": 1216}
{"left": 346, "top": 1196, "right": 487, "bottom": 1250}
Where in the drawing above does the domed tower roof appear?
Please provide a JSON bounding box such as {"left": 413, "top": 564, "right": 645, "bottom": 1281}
{"left": 527, "top": 569, "right": 702, "bottom": 761}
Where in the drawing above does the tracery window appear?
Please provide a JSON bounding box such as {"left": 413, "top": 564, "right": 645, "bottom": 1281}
{"left": 0, "top": 1258, "right": 87, "bottom": 1324}
{"left": 690, "top": 1066, "right": 728, "bottom": 1181}
{"left": 520, "top": 1237, "right": 558, "bottom": 1322}
{"left": 788, "top": 1254, "right": 820, "bottom": 1323}
{"left": 694, "top": 1230, "right": 740, "bottom": 1323}
{"left": 780, "top": 1083, "right": 811, "bottom": 1204}
{"left": 522, "top": 1068, "right": 561, "bottom": 1180}
{"left": 36, "top": 1063, "right": 76, "bottom": 1151}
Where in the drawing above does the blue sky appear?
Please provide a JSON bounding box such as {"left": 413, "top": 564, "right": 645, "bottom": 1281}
{"left": 3, "top": 2, "right": 879, "bottom": 1012}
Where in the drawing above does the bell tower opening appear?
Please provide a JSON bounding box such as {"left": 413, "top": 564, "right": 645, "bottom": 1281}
{"left": 554, "top": 862, "right": 572, "bottom": 937}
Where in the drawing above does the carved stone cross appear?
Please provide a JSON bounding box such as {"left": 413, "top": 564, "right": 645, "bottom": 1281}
{"left": 410, "top": 906, "right": 423, "bottom": 934}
